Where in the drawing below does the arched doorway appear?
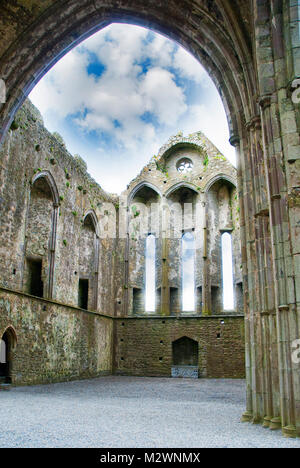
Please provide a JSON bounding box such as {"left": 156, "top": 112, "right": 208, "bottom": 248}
{"left": 0, "top": 328, "right": 17, "bottom": 384}
{"left": 171, "top": 336, "right": 199, "bottom": 379}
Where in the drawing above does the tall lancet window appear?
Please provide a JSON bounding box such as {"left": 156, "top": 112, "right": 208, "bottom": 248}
{"left": 221, "top": 232, "right": 234, "bottom": 310}
{"left": 182, "top": 232, "right": 195, "bottom": 311}
{"left": 145, "top": 234, "right": 156, "bottom": 312}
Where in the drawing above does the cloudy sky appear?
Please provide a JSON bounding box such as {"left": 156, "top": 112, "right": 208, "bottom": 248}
{"left": 29, "top": 23, "right": 235, "bottom": 194}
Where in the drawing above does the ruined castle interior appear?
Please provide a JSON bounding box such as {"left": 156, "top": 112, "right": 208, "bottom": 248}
{"left": 0, "top": 1, "right": 299, "bottom": 440}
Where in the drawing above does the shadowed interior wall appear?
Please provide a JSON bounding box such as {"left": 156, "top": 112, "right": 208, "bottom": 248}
{"left": 0, "top": 289, "right": 113, "bottom": 385}
{"left": 114, "top": 316, "right": 245, "bottom": 378}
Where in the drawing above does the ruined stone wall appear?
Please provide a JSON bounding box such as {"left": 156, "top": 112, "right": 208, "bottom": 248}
{"left": 0, "top": 103, "right": 245, "bottom": 385}
{"left": 114, "top": 316, "right": 245, "bottom": 378}
{"left": 0, "top": 100, "right": 118, "bottom": 316}
{"left": 0, "top": 0, "right": 298, "bottom": 437}
{"left": 121, "top": 132, "right": 242, "bottom": 316}
{"left": 0, "top": 288, "right": 113, "bottom": 385}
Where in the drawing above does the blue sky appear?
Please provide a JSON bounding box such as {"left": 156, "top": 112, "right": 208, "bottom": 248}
{"left": 29, "top": 23, "right": 235, "bottom": 194}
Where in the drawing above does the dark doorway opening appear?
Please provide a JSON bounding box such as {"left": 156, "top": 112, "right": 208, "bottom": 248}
{"left": 27, "top": 258, "right": 43, "bottom": 297}
{"left": 172, "top": 336, "right": 199, "bottom": 378}
{"left": 78, "top": 279, "right": 89, "bottom": 310}
{"left": 172, "top": 336, "right": 199, "bottom": 366}
{"left": 0, "top": 330, "right": 15, "bottom": 384}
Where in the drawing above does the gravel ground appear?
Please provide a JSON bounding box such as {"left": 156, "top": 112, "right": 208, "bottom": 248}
{"left": 0, "top": 376, "right": 299, "bottom": 448}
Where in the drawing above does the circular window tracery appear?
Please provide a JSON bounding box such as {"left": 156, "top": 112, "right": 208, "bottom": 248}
{"left": 176, "top": 158, "right": 193, "bottom": 173}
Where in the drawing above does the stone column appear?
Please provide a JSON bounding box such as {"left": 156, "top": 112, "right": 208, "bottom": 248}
{"left": 122, "top": 203, "right": 130, "bottom": 316}
{"left": 47, "top": 202, "right": 59, "bottom": 299}
{"left": 161, "top": 196, "right": 170, "bottom": 316}
{"left": 260, "top": 94, "right": 297, "bottom": 437}
{"left": 230, "top": 135, "right": 254, "bottom": 423}
{"left": 93, "top": 234, "right": 99, "bottom": 311}
{"left": 201, "top": 192, "right": 210, "bottom": 316}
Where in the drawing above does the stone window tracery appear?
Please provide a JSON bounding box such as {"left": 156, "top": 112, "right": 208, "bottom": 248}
{"left": 176, "top": 158, "right": 193, "bottom": 173}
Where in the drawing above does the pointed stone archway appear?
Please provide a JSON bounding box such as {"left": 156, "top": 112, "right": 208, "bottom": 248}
{"left": 0, "top": 327, "right": 17, "bottom": 384}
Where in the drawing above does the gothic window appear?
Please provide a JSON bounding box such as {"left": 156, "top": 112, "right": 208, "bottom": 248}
{"left": 24, "top": 173, "right": 59, "bottom": 299}
{"left": 78, "top": 212, "right": 99, "bottom": 311}
{"left": 176, "top": 158, "right": 193, "bottom": 173}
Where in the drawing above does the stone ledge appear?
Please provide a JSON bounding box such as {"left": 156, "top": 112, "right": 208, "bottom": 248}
{"left": 117, "top": 314, "right": 244, "bottom": 320}
{"left": 0, "top": 286, "right": 113, "bottom": 320}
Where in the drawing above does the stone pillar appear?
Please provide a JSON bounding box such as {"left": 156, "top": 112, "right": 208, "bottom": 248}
{"left": 230, "top": 135, "right": 254, "bottom": 423}
{"left": 260, "top": 94, "right": 298, "bottom": 437}
{"left": 93, "top": 234, "right": 99, "bottom": 311}
{"left": 122, "top": 205, "right": 130, "bottom": 316}
{"left": 47, "top": 202, "right": 59, "bottom": 299}
{"left": 161, "top": 197, "right": 170, "bottom": 316}
{"left": 201, "top": 192, "right": 210, "bottom": 315}
{"left": 251, "top": 0, "right": 300, "bottom": 436}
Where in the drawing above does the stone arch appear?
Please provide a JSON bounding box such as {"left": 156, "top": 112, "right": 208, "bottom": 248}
{"left": 32, "top": 171, "right": 60, "bottom": 207}
{"left": 0, "top": 326, "right": 17, "bottom": 384}
{"left": 83, "top": 210, "right": 100, "bottom": 238}
{"left": 205, "top": 176, "right": 240, "bottom": 314}
{"left": 0, "top": 1, "right": 256, "bottom": 148}
{"left": 204, "top": 174, "right": 236, "bottom": 193}
{"left": 1, "top": 326, "right": 17, "bottom": 349}
{"left": 128, "top": 182, "right": 162, "bottom": 204}
{"left": 165, "top": 182, "right": 199, "bottom": 198}
{"left": 24, "top": 171, "right": 59, "bottom": 299}
{"left": 160, "top": 142, "right": 205, "bottom": 161}
{"left": 127, "top": 183, "right": 161, "bottom": 316}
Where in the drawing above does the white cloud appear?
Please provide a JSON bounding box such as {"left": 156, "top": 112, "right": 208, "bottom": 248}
{"left": 29, "top": 23, "right": 235, "bottom": 193}
{"left": 173, "top": 46, "right": 206, "bottom": 84}
{"left": 140, "top": 67, "right": 187, "bottom": 125}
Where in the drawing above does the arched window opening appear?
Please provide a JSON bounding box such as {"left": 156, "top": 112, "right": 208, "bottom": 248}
{"left": 78, "top": 212, "right": 99, "bottom": 311}
{"left": 24, "top": 174, "right": 58, "bottom": 299}
{"left": 145, "top": 234, "right": 156, "bottom": 312}
{"left": 221, "top": 232, "right": 234, "bottom": 310}
{"left": 129, "top": 185, "right": 160, "bottom": 316}
{"left": 182, "top": 232, "right": 195, "bottom": 312}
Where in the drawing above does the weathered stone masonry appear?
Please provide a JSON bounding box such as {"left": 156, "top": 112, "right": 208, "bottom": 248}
{"left": 114, "top": 316, "right": 245, "bottom": 379}
{"left": 121, "top": 132, "right": 242, "bottom": 318}
{"left": 0, "top": 0, "right": 299, "bottom": 438}
{"left": 0, "top": 289, "right": 113, "bottom": 385}
{"left": 0, "top": 100, "right": 245, "bottom": 385}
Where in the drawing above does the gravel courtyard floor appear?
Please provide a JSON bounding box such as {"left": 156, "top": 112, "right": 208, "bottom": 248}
{"left": 0, "top": 376, "right": 299, "bottom": 448}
